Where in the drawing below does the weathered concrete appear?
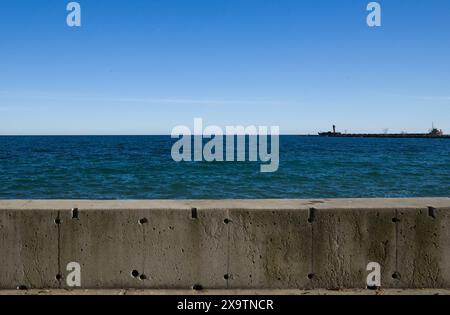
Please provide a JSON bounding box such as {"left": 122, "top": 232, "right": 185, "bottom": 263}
{"left": 2, "top": 289, "right": 450, "bottom": 295}
{"left": 59, "top": 209, "right": 147, "bottom": 289}
{"left": 0, "top": 199, "right": 449, "bottom": 290}
{"left": 228, "top": 209, "right": 311, "bottom": 289}
{"left": 140, "top": 209, "right": 228, "bottom": 289}
{"left": 396, "top": 207, "right": 450, "bottom": 288}
{"left": 311, "top": 208, "right": 397, "bottom": 289}
{"left": 58, "top": 209, "right": 228, "bottom": 289}
{"left": 0, "top": 209, "right": 59, "bottom": 290}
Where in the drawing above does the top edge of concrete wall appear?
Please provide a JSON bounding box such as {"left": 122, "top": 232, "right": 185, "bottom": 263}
{"left": 0, "top": 198, "right": 449, "bottom": 210}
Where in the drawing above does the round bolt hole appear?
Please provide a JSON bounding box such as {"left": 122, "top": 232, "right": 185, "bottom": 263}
{"left": 54, "top": 218, "right": 61, "bottom": 225}
{"left": 224, "top": 274, "right": 230, "bottom": 280}
{"left": 307, "top": 273, "right": 315, "bottom": 280}
{"left": 56, "top": 274, "right": 62, "bottom": 281}
{"left": 131, "top": 270, "right": 140, "bottom": 278}
{"left": 139, "top": 218, "right": 148, "bottom": 225}
{"left": 139, "top": 274, "right": 147, "bottom": 281}
{"left": 192, "top": 284, "right": 203, "bottom": 291}
{"left": 392, "top": 272, "right": 401, "bottom": 280}
{"left": 224, "top": 219, "right": 231, "bottom": 224}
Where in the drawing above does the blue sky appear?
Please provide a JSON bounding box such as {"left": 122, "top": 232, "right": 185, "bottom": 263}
{"left": 0, "top": 0, "right": 449, "bottom": 135}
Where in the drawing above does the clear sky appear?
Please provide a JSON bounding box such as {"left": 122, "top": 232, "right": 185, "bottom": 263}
{"left": 0, "top": 0, "right": 449, "bottom": 135}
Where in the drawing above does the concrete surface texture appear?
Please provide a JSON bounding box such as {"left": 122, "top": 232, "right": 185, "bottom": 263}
{"left": 0, "top": 198, "right": 449, "bottom": 290}
{"left": 2, "top": 289, "right": 450, "bottom": 295}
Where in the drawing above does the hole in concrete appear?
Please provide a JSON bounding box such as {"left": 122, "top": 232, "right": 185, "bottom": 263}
{"left": 428, "top": 207, "right": 436, "bottom": 219}
{"left": 392, "top": 217, "right": 400, "bottom": 223}
{"left": 17, "top": 285, "right": 28, "bottom": 291}
{"left": 191, "top": 208, "right": 198, "bottom": 219}
{"left": 367, "top": 285, "right": 378, "bottom": 291}
{"left": 307, "top": 273, "right": 315, "bottom": 280}
{"left": 54, "top": 218, "right": 61, "bottom": 225}
{"left": 392, "top": 272, "right": 401, "bottom": 280}
{"left": 139, "top": 274, "right": 147, "bottom": 281}
{"left": 72, "top": 208, "right": 79, "bottom": 219}
{"left": 56, "top": 274, "right": 62, "bottom": 281}
{"left": 224, "top": 218, "right": 231, "bottom": 224}
{"left": 224, "top": 274, "right": 230, "bottom": 280}
{"left": 308, "top": 208, "right": 316, "bottom": 223}
{"left": 139, "top": 218, "right": 148, "bottom": 225}
{"left": 131, "top": 270, "right": 140, "bottom": 278}
{"left": 192, "top": 284, "right": 203, "bottom": 291}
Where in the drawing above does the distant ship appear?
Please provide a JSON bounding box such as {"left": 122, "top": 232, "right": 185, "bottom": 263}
{"left": 318, "top": 125, "right": 450, "bottom": 139}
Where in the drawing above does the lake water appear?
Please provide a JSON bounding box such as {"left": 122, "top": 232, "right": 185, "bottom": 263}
{"left": 0, "top": 136, "right": 449, "bottom": 199}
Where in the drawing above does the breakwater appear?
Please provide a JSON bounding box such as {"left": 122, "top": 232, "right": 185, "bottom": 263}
{"left": 1, "top": 198, "right": 449, "bottom": 290}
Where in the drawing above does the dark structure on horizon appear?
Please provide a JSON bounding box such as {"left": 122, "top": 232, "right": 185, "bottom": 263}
{"left": 318, "top": 125, "right": 450, "bottom": 139}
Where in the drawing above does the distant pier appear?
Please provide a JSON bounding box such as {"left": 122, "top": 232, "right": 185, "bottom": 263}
{"left": 319, "top": 125, "right": 450, "bottom": 139}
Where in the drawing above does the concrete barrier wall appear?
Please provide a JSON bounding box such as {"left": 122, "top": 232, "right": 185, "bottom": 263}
{"left": 0, "top": 198, "right": 449, "bottom": 290}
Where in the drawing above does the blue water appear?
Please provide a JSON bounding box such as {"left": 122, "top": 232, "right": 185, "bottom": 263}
{"left": 0, "top": 136, "right": 449, "bottom": 199}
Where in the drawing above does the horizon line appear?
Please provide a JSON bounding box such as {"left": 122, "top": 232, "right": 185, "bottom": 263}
{"left": 0, "top": 134, "right": 312, "bottom": 137}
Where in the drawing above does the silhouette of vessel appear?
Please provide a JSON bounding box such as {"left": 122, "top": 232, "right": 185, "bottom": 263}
{"left": 319, "top": 125, "right": 450, "bottom": 139}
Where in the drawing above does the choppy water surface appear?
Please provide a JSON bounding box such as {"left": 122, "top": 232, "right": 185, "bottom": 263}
{"left": 0, "top": 136, "right": 449, "bottom": 199}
